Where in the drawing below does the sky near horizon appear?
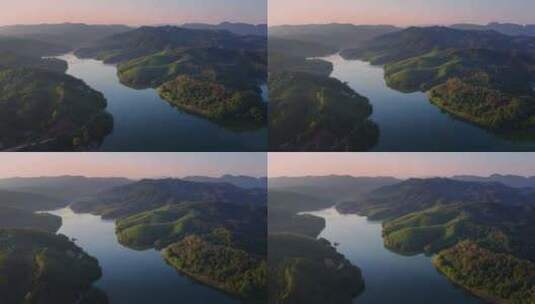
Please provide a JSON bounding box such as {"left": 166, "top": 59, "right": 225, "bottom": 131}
{"left": 0, "top": 153, "right": 267, "bottom": 179}
{"left": 270, "top": 0, "right": 535, "bottom": 26}
{"left": 1, "top": 0, "right": 267, "bottom": 26}
{"left": 269, "top": 153, "right": 535, "bottom": 178}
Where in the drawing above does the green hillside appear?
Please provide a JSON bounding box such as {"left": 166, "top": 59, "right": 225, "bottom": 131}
{"left": 0, "top": 206, "right": 61, "bottom": 233}
{"left": 70, "top": 178, "right": 266, "bottom": 219}
{"left": 269, "top": 71, "right": 378, "bottom": 151}
{"left": 0, "top": 229, "right": 106, "bottom": 304}
{"left": 434, "top": 241, "right": 535, "bottom": 304}
{"left": 116, "top": 202, "right": 267, "bottom": 302}
{"left": 268, "top": 234, "right": 364, "bottom": 304}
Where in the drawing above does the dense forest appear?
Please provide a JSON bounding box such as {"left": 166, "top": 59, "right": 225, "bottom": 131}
{"left": 268, "top": 188, "right": 365, "bottom": 304}
{"left": 269, "top": 38, "right": 379, "bottom": 151}
{"left": 0, "top": 206, "right": 106, "bottom": 304}
{"left": 0, "top": 47, "right": 113, "bottom": 151}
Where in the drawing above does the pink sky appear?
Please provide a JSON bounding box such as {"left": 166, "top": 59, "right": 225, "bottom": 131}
{"left": 268, "top": 153, "right": 535, "bottom": 178}
{"left": 0, "top": 153, "right": 266, "bottom": 179}
{"left": 269, "top": 0, "right": 535, "bottom": 26}
{"left": 1, "top": 0, "right": 266, "bottom": 26}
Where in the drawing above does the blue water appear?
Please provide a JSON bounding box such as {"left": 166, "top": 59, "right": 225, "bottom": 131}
{"left": 308, "top": 208, "right": 483, "bottom": 304}
{"left": 325, "top": 54, "right": 535, "bottom": 151}
{"left": 48, "top": 207, "right": 239, "bottom": 304}
{"left": 58, "top": 54, "right": 267, "bottom": 152}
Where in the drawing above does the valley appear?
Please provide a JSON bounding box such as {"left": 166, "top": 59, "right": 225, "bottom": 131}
{"left": 0, "top": 22, "right": 268, "bottom": 151}
{"left": 269, "top": 23, "right": 535, "bottom": 151}
{"left": 0, "top": 174, "right": 268, "bottom": 304}
{"left": 268, "top": 173, "right": 535, "bottom": 304}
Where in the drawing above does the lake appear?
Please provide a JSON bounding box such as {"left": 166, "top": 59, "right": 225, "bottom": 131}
{"left": 48, "top": 207, "right": 239, "bottom": 304}
{"left": 58, "top": 54, "right": 267, "bottom": 152}
{"left": 324, "top": 54, "right": 535, "bottom": 151}
{"left": 307, "top": 208, "right": 483, "bottom": 304}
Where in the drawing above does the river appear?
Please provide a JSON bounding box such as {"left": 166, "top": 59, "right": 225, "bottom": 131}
{"left": 307, "top": 208, "right": 483, "bottom": 304}
{"left": 48, "top": 207, "right": 239, "bottom": 304}
{"left": 324, "top": 54, "right": 535, "bottom": 151}
{"left": 58, "top": 54, "right": 267, "bottom": 152}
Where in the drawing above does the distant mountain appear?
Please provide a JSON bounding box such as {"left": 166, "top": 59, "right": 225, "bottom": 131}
{"left": 453, "top": 174, "right": 535, "bottom": 189}
{"left": 70, "top": 178, "right": 267, "bottom": 219}
{"left": 182, "top": 22, "right": 267, "bottom": 36}
{"left": 337, "top": 178, "right": 533, "bottom": 220}
{"left": 269, "top": 23, "right": 401, "bottom": 49}
{"left": 0, "top": 51, "right": 67, "bottom": 73}
{"left": 183, "top": 175, "right": 267, "bottom": 189}
{"left": 0, "top": 206, "right": 61, "bottom": 232}
{"left": 269, "top": 37, "right": 337, "bottom": 58}
{"left": 341, "top": 26, "right": 535, "bottom": 64}
{"left": 75, "top": 26, "right": 266, "bottom": 64}
{"left": 74, "top": 26, "right": 267, "bottom": 128}
{"left": 0, "top": 36, "right": 68, "bottom": 57}
{"left": 0, "top": 176, "right": 133, "bottom": 201}
{"left": 451, "top": 22, "right": 535, "bottom": 37}
{"left": 269, "top": 175, "right": 401, "bottom": 201}
{"left": 0, "top": 23, "right": 132, "bottom": 49}
{"left": 0, "top": 189, "right": 64, "bottom": 211}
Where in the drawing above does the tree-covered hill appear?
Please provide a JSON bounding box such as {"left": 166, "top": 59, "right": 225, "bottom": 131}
{"left": 269, "top": 71, "right": 378, "bottom": 151}
{"left": 268, "top": 233, "right": 364, "bottom": 304}
{"left": 0, "top": 229, "right": 106, "bottom": 304}
{"left": 0, "top": 189, "right": 64, "bottom": 211}
{"left": 336, "top": 178, "right": 532, "bottom": 220}
{"left": 268, "top": 37, "right": 379, "bottom": 151}
{"left": 0, "top": 36, "right": 68, "bottom": 57}
{"left": 75, "top": 26, "right": 265, "bottom": 64}
{"left": 116, "top": 201, "right": 268, "bottom": 302}
{"left": 341, "top": 26, "right": 535, "bottom": 65}
{"left": 70, "top": 178, "right": 266, "bottom": 219}
{"left": 0, "top": 64, "right": 113, "bottom": 151}
{"left": 0, "top": 206, "right": 61, "bottom": 233}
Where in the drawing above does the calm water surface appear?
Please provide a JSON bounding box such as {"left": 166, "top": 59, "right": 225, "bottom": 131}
{"left": 58, "top": 54, "right": 267, "bottom": 151}
{"left": 325, "top": 54, "right": 535, "bottom": 151}
{"left": 48, "top": 207, "right": 239, "bottom": 304}
{"left": 307, "top": 208, "right": 483, "bottom": 304}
